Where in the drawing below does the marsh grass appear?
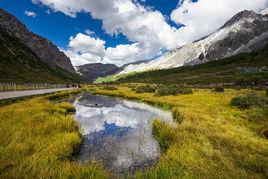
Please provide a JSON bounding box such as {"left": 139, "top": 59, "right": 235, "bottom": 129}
{"left": 0, "top": 95, "right": 108, "bottom": 178}
{"left": 93, "top": 84, "right": 268, "bottom": 178}
{"left": 1, "top": 85, "right": 267, "bottom": 178}
{"left": 45, "top": 89, "right": 81, "bottom": 100}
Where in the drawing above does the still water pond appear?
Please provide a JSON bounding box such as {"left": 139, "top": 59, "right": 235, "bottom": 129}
{"left": 73, "top": 93, "right": 173, "bottom": 173}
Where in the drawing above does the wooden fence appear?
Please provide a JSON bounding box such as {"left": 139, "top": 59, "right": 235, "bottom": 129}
{"left": 0, "top": 83, "right": 69, "bottom": 92}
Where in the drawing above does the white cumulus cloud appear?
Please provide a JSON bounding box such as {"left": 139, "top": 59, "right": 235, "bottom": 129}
{"left": 65, "top": 33, "right": 141, "bottom": 66}
{"left": 171, "top": 0, "right": 268, "bottom": 44}
{"left": 32, "top": 0, "right": 268, "bottom": 66}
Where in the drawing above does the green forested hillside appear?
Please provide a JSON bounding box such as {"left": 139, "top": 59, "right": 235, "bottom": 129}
{"left": 117, "top": 44, "right": 268, "bottom": 85}
{"left": 0, "top": 27, "right": 82, "bottom": 83}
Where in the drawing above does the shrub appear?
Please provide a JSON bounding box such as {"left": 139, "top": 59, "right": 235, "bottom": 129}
{"left": 178, "top": 88, "right": 193, "bottom": 94}
{"left": 102, "top": 86, "right": 117, "bottom": 90}
{"left": 157, "top": 86, "right": 178, "bottom": 96}
{"left": 157, "top": 86, "right": 193, "bottom": 96}
{"left": 134, "top": 85, "right": 155, "bottom": 93}
{"left": 266, "top": 89, "right": 268, "bottom": 96}
{"left": 231, "top": 96, "right": 268, "bottom": 109}
{"left": 213, "top": 87, "right": 225, "bottom": 92}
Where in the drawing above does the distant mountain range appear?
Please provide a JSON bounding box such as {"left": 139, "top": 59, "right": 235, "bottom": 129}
{"left": 75, "top": 60, "right": 152, "bottom": 82}
{"left": 76, "top": 63, "right": 119, "bottom": 83}
{"left": 0, "top": 8, "right": 81, "bottom": 83}
{"left": 1, "top": 8, "right": 267, "bottom": 84}
{"left": 119, "top": 10, "right": 268, "bottom": 74}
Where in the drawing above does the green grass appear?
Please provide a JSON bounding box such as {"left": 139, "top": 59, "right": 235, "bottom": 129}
{"left": 116, "top": 44, "right": 268, "bottom": 86}
{"left": 94, "top": 74, "right": 123, "bottom": 84}
{"left": 92, "top": 84, "right": 268, "bottom": 178}
{"left": 0, "top": 93, "right": 108, "bottom": 178}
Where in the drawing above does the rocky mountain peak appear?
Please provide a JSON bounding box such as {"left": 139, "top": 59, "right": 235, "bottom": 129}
{"left": 119, "top": 10, "right": 268, "bottom": 74}
{"left": 221, "top": 10, "right": 264, "bottom": 29}
{"left": 0, "top": 8, "right": 76, "bottom": 73}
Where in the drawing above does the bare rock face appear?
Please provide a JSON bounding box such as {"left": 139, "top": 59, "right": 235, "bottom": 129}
{"left": 120, "top": 10, "right": 268, "bottom": 74}
{"left": 0, "top": 8, "right": 76, "bottom": 73}
{"left": 203, "top": 10, "right": 268, "bottom": 63}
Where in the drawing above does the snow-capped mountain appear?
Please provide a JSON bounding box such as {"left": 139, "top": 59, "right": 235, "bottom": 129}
{"left": 119, "top": 10, "right": 268, "bottom": 74}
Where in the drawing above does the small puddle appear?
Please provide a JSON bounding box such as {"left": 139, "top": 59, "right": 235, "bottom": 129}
{"left": 73, "top": 93, "right": 173, "bottom": 173}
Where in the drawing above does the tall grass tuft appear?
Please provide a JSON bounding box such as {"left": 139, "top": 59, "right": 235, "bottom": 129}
{"left": 152, "top": 119, "right": 177, "bottom": 152}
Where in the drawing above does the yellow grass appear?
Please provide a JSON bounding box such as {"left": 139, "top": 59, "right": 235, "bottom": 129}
{"left": 0, "top": 94, "right": 108, "bottom": 178}
{"left": 1, "top": 86, "right": 267, "bottom": 178}
{"left": 91, "top": 84, "right": 268, "bottom": 178}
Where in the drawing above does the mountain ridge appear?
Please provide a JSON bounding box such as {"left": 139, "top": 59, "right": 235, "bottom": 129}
{"left": 0, "top": 8, "right": 76, "bottom": 73}
{"left": 119, "top": 10, "right": 268, "bottom": 74}
{"left": 0, "top": 22, "right": 81, "bottom": 83}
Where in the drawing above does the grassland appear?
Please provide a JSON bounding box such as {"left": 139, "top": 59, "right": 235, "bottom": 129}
{"left": 0, "top": 90, "right": 108, "bottom": 178}
{"left": 1, "top": 85, "right": 267, "bottom": 178}
{"left": 88, "top": 84, "right": 268, "bottom": 178}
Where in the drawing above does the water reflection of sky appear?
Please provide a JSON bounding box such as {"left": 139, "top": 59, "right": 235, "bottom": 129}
{"left": 73, "top": 93, "right": 173, "bottom": 172}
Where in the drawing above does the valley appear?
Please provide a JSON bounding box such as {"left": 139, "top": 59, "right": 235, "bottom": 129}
{"left": 0, "top": 3, "right": 268, "bottom": 179}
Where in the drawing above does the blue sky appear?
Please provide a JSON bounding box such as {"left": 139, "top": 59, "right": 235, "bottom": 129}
{"left": 0, "top": 0, "right": 180, "bottom": 48}
{"left": 0, "top": 0, "right": 266, "bottom": 66}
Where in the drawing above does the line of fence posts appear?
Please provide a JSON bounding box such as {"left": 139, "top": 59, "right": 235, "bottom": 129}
{"left": 0, "top": 82, "right": 69, "bottom": 92}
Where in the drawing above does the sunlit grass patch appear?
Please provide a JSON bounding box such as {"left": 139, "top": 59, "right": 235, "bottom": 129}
{"left": 92, "top": 84, "right": 268, "bottom": 178}
{"left": 0, "top": 97, "right": 108, "bottom": 178}
{"left": 1, "top": 84, "right": 267, "bottom": 178}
